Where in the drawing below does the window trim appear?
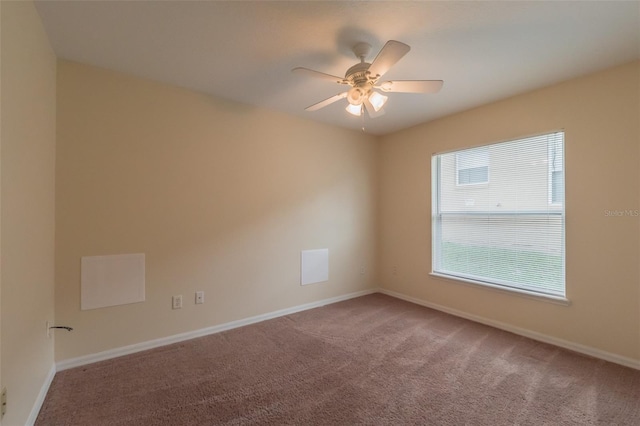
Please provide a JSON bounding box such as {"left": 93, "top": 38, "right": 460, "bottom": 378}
{"left": 429, "top": 271, "right": 570, "bottom": 305}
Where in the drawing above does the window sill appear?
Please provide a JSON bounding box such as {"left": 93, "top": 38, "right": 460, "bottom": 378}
{"left": 429, "top": 272, "right": 571, "bottom": 306}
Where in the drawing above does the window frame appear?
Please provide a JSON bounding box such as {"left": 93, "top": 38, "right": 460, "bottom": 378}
{"left": 432, "top": 131, "right": 567, "bottom": 303}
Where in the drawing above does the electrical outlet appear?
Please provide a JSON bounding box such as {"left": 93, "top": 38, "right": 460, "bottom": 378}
{"left": 195, "top": 291, "right": 204, "bottom": 304}
{"left": 172, "top": 295, "right": 182, "bottom": 309}
{"left": 2, "top": 387, "right": 7, "bottom": 418}
{"left": 46, "top": 320, "right": 52, "bottom": 338}
{"left": 360, "top": 265, "right": 365, "bottom": 275}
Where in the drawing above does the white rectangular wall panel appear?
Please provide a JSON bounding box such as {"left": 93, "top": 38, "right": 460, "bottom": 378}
{"left": 301, "top": 249, "right": 329, "bottom": 285}
{"left": 81, "top": 253, "right": 145, "bottom": 310}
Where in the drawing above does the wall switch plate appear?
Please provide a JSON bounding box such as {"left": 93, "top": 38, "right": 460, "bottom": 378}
{"left": 46, "top": 320, "right": 52, "bottom": 338}
{"left": 195, "top": 291, "right": 204, "bottom": 304}
{"left": 172, "top": 295, "right": 182, "bottom": 309}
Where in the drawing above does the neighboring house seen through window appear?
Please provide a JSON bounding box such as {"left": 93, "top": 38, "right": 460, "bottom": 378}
{"left": 456, "top": 147, "right": 489, "bottom": 185}
{"left": 432, "top": 131, "right": 566, "bottom": 299}
{"left": 549, "top": 137, "right": 564, "bottom": 205}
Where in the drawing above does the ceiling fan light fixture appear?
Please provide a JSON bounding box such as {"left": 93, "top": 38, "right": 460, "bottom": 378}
{"left": 345, "top": 103, "right": 363, "bottom": 116}
{"left": 368, "top": 91, "right": 388, "bottom": 112}
{"left": 347, "top": 87, "right": 366, "bottom": 105}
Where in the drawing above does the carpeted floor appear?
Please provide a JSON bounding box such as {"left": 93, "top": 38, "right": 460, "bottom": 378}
{"left": 37, "top": 294, "right": 640, "bottom": 425}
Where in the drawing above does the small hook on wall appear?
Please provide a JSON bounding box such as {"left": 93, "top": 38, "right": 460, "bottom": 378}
{"left": 49, "top": 326, "right": 74, "bottom": 332}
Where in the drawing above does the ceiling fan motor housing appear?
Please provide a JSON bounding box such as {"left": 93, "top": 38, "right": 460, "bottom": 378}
{"left": 345, "top": 61, "right": 376, "bottom": 105}
{"left": 345, "top": 62, "right": 373, "bottom": 86}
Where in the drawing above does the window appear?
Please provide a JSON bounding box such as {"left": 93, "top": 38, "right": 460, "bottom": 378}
{"left": 432, "top": 132, "right": 565, "bottom": 299}
{"left": 456, "top": 147, "right": 489, "bottom": 185}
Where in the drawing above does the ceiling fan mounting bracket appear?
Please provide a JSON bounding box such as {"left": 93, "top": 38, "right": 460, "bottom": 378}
{"left": 346, "top": 42, "right": 378, "bottom": 87}
{"left": 352, "top": 42, "right": 372, "bottom": 62}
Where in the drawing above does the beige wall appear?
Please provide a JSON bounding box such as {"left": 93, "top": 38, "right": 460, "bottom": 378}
{"left": 0, "top": 2, "right": 3, "bottom": 422}
{"left": 55, "top": 61, "right": 378, "bottom": 361}
{"left": 379, "top": 61, "right": 640, "bottom": 361}
{"left": 0, "top": 1, "right": 57, "bottom": 424}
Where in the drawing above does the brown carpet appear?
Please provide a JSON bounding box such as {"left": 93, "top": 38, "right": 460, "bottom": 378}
{"left": 36, "top": 294, "right": 640, "bottom": 425}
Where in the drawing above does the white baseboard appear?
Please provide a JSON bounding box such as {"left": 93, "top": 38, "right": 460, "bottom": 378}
{"left": 379, "top": 288, "right": 640, "bottom": 371}
{"left": 56, "top": 286, "right": 639, "bottom": 373}
{"left": 26, "top": 364, "right": 56, "bottom": 426}
{"left": 56, "top": 288, "right": 377, "bottom": 371}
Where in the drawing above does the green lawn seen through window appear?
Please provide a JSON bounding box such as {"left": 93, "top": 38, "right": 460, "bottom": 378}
{"left": 440, "top": 241, "right": 564, "bottom": 295}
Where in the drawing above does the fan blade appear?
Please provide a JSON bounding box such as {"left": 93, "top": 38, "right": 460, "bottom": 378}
{"left": 364, "top": 99, "right": 385, "bottom": 118}
{"left": 367, "top": 40, "right": 410, "bottom": 80}
{"left": 305, "top": 92, "right": 348, "bottom": 111}
{"left": 292, "top": 67, "right": 346, "bottom": 84}
{"left": 378, "top": 80, "right": 444, "bottom": 94}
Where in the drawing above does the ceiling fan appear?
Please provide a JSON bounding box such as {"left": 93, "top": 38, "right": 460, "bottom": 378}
{"left": 292, "top": 40, "right": 443, "bottom": 118}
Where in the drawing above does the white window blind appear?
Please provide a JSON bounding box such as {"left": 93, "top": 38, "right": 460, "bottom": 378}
{"left": 432, "top": 132, "right": 565, "bottom": 297}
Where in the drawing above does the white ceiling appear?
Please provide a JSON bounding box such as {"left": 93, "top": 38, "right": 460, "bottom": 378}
{"left": 35, "top": 1, "right": 640, "bottom": 135}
